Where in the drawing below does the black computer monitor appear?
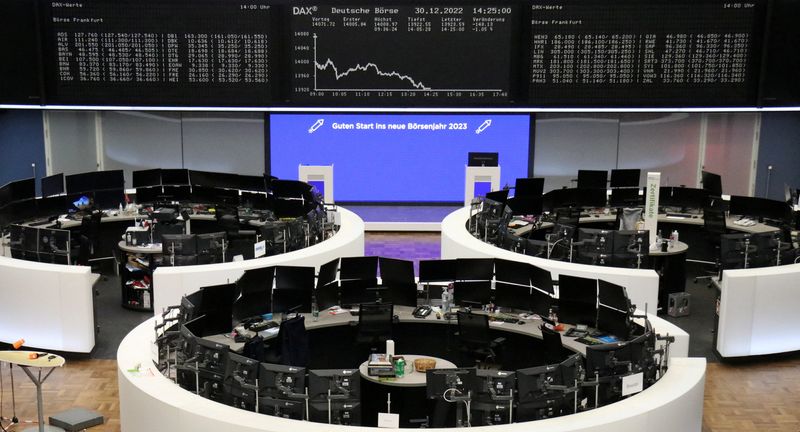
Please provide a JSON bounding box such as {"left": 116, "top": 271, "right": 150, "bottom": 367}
{"left": 309, "top": 399, "right": 361, "bottom": 425}
{"left": 507, "top": 196, "right": 543, "bottom": 216}
{"left": 317, "top": 258, "right": 339, "bottom": 289}
{"left": 720, "top": 233, "right": 753, "bottom": 270}
{"left": 161, "top": 234, "right": 197, "bottom": 256}
{"left": 611, "top": 230, "right": 648, "bottom": 268}
{"left": 178, "top": 368, "right": 226, "bottom": 401}
{"left": 224, "top": 383, "right": 257, "bottom": 411}
{"left": 456, "top": 258, "right": 494, "bottom": 281}
{"left": 658, "top": 187, "right": 708, "bottom": 210}
{"left": 180, "top": 292, "right": 201, "bottom": 323}
{"left": 419, "top": 259, "right": 457, "bottom": 282}
{"left": 530, "top": 265, "right": 554, "bottom": 295}
{"left": 471, "top": 369, "right": 515, "bottom": 425}
{"left": 198, "top": 283, "right": 237, "bottom": 336}
{"left": 161, "top": 168, "right": 190, "bottom": 186}
{"left": 35, "top": 195, "right": 67, "bottom": 217}
{"left": 259, "top": 363, "right": 307, "bottom": 398}
{"left": 273, "top": 266, "right": 314, "bottom": 313}
{"left": 3, "top": 178, "right": 36, "bottom": 203}
{"left": 453, "top": 281, "right": 491, "bottom": 307}
{"left": 426, "top": 368, "right": 478, "bottom": 399}
{"left": 557, "top": 274, "right": 597, "bottom": 327}
{"left": 494, "top": 258, "right": 530, "bottom": 286}
{"left": 233, "top": 267, "right": 274, "bottom": 322}
{"left": 238, "top": 175, "right": 267, "bottom": 192}
{"left": 574, "top": 188, "right": 608, "bottom": 208}
{"left": 493, "top": 281, "right": 530, "bottom": 311}
{"left": 194, "top": 336, "right": 230, "bottom": 374}
{"left": 484, "top": 190, "right": 510, "bottom": 206}
{"left": 135, "top": 186, "right": 161, "bottom": 204}
{"left": 598, "top": 279, "right": 630, "bottom": 312}
{"left": 609, "top": 188, "right": 642, "bottom": 208}
{"left": 260, "top": 396, "right": 306, "bottom": 419}
{"left": 597, "top": 307, "right": 631, "bottom": 341}
{"left": 610, "top": 169, "right": 641, "bottom": 188}
{"left": 41, "top": 173, "right": 65, "bottom": 197}
{"left": 240, "top": 191, "right": 270, "bottom": 210}
{"left": 178, "top": 322, "right": 199, "bottom": 364}
{"left": 188, "top": 170, "right": 222, "bottom": 188}
{"left": 308, "top": 369, "right": 360, "bottom": 401}
{"left": 729, "top": 195, "right": 791, "bottom": 223}
{"left": 577, "top": 228, "right": 614, "bottom": 265}
{"left": 701, "top": 170, "right": 723, "bottom": 197}
{"left": 577, "top": 170, "right": 608, "bottom": 189}
{"left": 196, "top": 232, "right": 226, "bottom": 264}
{"left": 95, "top": 170, "right": 125, "bottom": 190}
{"left": 226, "top": 352, "right": 260, "bottom": 387}
{"left": 93, "top": 188, "right": 125, "bottom": 209}
{"left": 467, "top": 152, "right": 499, "bottom": 167}
{"left": 516, "top": 363, "right": 561, "bottom": 402}
{"left": 584, "top": 342, "right": 632, "bottom": 406}
{"left": 132, "top": 169, "right": 162, "bottom": 188}
{"left": 65, "top": 172, "right": 94, "bottom": 194}
{"left": 514, "top": 178, "right": 545, "bottom": 198}
{"left": 377, "top": 257, "right": 417, "bottom": 306}
{"left": 339, "top": 256, "right": 378, "bottom": 282}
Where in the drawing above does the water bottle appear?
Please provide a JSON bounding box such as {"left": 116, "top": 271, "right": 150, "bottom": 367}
{"left": 441, "top": 287, "right": 449, "bottom": 312}
{"left": 311, "top": 296, "right": 319, "bottom": 322}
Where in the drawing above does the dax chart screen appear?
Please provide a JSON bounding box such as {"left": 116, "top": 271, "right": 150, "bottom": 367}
{"left": 289, "top": 4, "right": 519, "bottom": 105}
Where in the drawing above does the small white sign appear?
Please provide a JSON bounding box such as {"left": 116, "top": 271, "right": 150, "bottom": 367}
{"left": 378, "top": 413, "right": 400, "bottom": 429}
{"left": 622, "top": 372, "right": 644, "bottom": 397}
{"left": 254, "top": 240, "right": 267, "bottom": 258}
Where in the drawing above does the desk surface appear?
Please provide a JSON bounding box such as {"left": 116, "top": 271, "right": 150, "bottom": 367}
{"left": 649, "top": 240, "right": 689, "bottom": 256}
{"left": 118, "top": 240, "right": 163, "bottom": 254}
{"left": 359, "top": 355, "right": 456, "bottom": 387}
{"left": 0, "top": 351, "right": 65, "bottom": 368}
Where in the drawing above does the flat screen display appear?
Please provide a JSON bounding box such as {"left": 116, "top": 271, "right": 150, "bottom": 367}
{"left": 270, "top": 113, "right": 530, "bottom": 202}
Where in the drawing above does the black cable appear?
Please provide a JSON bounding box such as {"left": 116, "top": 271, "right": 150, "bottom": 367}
{"left": 8, "top": 365, "right": 15, "bottom": 424}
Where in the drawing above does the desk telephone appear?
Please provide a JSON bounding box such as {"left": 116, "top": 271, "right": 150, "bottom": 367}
{"left": 412, "top": 305, "right": 432, "bottom": 318}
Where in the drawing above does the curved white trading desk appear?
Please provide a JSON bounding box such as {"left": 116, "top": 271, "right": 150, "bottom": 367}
{"left": 152, "top": 207, "right": 365, "bottom": 315}
{"left": 716, "top": 262, "right": 800, "bottom": 358}
{"left": 118, "top": 312, "right": 699, "bottom": 432}
{"left": 0, "top": 256, "right": 98, "bottom": 353}
{"left": 441, "top": 207, "right": 661, "bottom": 313}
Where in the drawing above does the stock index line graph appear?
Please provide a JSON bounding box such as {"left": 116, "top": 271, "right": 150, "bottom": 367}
{"left": 311, "top": 33, "right": 503, "bottom": 93}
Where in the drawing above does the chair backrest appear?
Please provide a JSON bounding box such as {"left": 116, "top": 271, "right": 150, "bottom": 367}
{"left": 278, "top": 315, "right": 309, "bottom": 367}
{"left": 703, "top": 206, "right": 727, "bottom": 235}
{"left": 357, "top": 302, "right": 394, "bottom": 344}
{"left": 618, "top": 207, "right": 643, "bottom": 231}
{"left": 540, "top": 325, "right": 563, "bottom": 364}
{"left": 457, "top": 311, "right": 490, "bottom": 346}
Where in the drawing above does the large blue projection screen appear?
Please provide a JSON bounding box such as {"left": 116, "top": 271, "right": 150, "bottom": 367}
{"left": 269, "top": 114, "right": 530, "bottom": 202}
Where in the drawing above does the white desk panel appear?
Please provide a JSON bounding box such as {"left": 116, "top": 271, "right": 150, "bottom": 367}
{"left": 0, "top": 256, "right": 98, "bottom": 353}
{"left": 118, "top": 317, "right": 702, "bottom": 432}
{"left": 717, "top": 263, "right": 800, "bottom": 358}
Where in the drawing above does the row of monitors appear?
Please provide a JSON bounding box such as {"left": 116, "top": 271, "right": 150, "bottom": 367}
{"left": 507, "top": 170, "right": 642, "bottom": 203}
{"left": 175, "top": 316, "right": 656, "bottom": 425}
{"left": 489, "top": 185, "right": 793, "bottom": 223}
{"left": 7, "top": 224, "right": 71, "bottom": 264}
{"left": 720, "top": 232, "right": 797, "bottom": 269}
{"left": 181, "top": 257, "right": 635, "bottom": 342}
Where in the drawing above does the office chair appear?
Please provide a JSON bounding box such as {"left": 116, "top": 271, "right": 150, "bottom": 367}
{"left": 617, "top": 207, "right": 643, "bottom": 231}
{"left": 694, "top": 206, "right": 727, "bottom": 287}
{"left": 263, "top": 314, "right": 309, "bottom": 367}
{"left": 456, "top": 311, "right": 505, "bottom": 368}
{"left": 540, "top": 325, "right": 564, "bottom": 365}
{"left": 356, "top": 302, "right": 394, "bottom": 353}
{"left": 73, "top": 210, "right": 103, "bottom": 266}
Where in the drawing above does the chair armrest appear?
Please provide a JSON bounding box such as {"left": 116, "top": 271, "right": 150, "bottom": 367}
{"left": 490, "top": 336, "right": 506, "bottom": 347}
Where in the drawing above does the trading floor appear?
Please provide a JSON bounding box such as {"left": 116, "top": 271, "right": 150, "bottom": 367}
{"left": 1, "top": 232, "right": 798, "bottom": 432}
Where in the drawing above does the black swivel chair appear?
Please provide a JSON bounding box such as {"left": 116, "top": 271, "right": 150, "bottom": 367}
{"left": 540, "top": 325, "right": 564, "bottom": 365}
{"left": 356, "top": 302, "right": 394, "bottom": 353}
{"left": 74, "top": 210, "right": 103, "bottom": 266}
{"left": 263, "top": 314, "right": 309, "bottom": 367}
{"left": 456, "top": 311, "right": 505, "bottom": 368}
{"left": 694, "top": 205, "right": 727, "bottom": 286}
